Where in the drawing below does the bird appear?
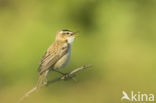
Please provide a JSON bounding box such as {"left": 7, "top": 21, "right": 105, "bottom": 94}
{"left": 37, "top": 29, "right": 77, "bottom": 90}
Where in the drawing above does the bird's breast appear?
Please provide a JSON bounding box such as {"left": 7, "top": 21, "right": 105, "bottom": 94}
{"left": 53, "top": 45, "right": 72, "bottom": 70}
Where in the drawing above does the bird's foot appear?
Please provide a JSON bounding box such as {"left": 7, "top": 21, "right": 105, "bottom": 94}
{"left": 63, "top": 73, "right": 76, "bottom": 80}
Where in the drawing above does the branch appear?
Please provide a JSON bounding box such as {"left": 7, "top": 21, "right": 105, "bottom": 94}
{"left": 17, "top": 64, "right": 91, "bottom": 103}
{"left": 48, "top": 64, "right": 91, "bottom": 84}
{"left": 17, "top": 87, "right": 37, "bottom": 103}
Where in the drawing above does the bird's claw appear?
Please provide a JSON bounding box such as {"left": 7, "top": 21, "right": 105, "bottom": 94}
{"left": 63, "top": 73, "right": 76, "bottom": 80}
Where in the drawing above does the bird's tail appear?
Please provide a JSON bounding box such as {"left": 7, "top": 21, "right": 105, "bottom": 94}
{"left": 36, "top": 70, "right": 48, "bottom": 90}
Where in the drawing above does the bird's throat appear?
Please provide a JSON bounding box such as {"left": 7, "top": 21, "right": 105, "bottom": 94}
{"left": 67, "top": 37, "right": 75, "bottom": 44}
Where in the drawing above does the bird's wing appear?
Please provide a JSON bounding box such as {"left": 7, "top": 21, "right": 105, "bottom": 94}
{"left": 38, "top": 41, "right": 68, "bottom": 74}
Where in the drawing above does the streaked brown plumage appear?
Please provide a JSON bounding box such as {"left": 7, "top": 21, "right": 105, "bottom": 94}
{"left": 37, "top": 30, "right": 76, "bottom": 89}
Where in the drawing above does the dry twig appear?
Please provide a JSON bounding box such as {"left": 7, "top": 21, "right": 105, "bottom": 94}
{"left": 17, "top": 64, "right": 91, "bottom": 103}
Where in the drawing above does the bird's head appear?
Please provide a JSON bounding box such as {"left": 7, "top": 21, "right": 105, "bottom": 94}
{"left": 56, "top": 29, "right": 77, "bottom": 44}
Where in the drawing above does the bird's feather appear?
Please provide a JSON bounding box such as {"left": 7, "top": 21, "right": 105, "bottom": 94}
{"left": 38, "top": 41, "right": 68, "bottom": 74}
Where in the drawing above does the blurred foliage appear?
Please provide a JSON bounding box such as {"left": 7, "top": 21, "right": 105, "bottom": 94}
{"left": 0, "top": 0, "right": 156, "bottom": 103}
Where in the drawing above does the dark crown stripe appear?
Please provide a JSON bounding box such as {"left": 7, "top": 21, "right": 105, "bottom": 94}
{"left": 61, "top": 29, "right": 70, "bottom": 31}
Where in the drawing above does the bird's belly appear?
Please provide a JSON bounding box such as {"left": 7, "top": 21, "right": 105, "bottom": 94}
{"left": 53, "top": 52, "right": 71, "bottom": 70}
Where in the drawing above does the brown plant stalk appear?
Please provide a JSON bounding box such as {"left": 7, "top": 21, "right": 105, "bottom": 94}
{"left": 17, "top": 65, "right": 91, "bottom": 103}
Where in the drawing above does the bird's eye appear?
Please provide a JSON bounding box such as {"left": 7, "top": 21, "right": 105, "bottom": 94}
{"left": 66, "top": 32, "right": 70, "bottom": 35}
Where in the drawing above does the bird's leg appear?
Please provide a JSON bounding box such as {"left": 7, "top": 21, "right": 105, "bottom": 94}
{"left": 53, "top": 69, "right": 66, "bottom": 75}
{"left": 52, "top": 69, "right": 76, "bottom": 80}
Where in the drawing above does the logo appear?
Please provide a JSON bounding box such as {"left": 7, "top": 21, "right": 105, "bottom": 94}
{"left": 121, "top": 91, "right": 154, "bottom": 102}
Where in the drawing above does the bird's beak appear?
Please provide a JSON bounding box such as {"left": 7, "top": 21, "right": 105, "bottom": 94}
{"left": 71, "top": 32, "right": 79, "bottom": 38}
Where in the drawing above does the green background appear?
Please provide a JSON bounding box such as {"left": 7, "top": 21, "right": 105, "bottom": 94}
{"left": 0, "top": 0, "right": 156, "bottom": 103}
